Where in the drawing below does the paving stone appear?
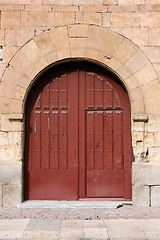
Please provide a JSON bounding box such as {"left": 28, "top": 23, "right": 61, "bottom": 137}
{"left": 59, "top": 228, "right": 83, "bottom": 239}
{"left": 0, "top": 219, "right": 29, "bottom": 231}
{"left": 21, "top": 230, "right": 59, "bottom": 239}
{"left": 84, "top": 228, "right": 109, "bottom": 239}
{"left": 25, "top": 219, "right": 61, "bottom": 231}
{"left": 61, "top": 219, "right": 83, "bottom": 228}
{"left": 83, "top": 220, "right": 106, "bottom": 228}
{"left": 0, "top": 231, "right": 23, "bottom": 239}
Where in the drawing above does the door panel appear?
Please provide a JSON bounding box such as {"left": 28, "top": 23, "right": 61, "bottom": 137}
{"left": 25, "top": 71, "right": 79, "bottom": 200}
{"left": 25, "top": 63, "right": 132, "bottom": 200}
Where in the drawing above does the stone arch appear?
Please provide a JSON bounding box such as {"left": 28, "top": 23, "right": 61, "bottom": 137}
{"left": 0, "top": 24, "right": 158, "bottom": 116}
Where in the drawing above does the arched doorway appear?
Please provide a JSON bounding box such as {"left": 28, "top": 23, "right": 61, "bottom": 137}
{"left": 24, "top": 61, "right": 132, "bottom": 200}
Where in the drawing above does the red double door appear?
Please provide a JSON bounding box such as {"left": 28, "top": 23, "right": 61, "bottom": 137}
{"left": 25, "top": 64, "right": 132, "bottom": 200}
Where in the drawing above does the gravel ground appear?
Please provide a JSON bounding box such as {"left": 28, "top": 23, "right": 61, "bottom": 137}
{"left": 0, "top": 206, "right": 160, "bottom": 219}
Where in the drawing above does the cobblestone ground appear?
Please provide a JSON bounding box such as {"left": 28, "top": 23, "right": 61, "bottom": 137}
{"left": 0, "top": 206, "right": 160, "bottom": 219}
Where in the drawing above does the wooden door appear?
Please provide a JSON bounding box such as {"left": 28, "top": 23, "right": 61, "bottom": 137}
{"left": 25, "top": 62, "right": 132, "bottom": 200}
{"left": 25, "top": 70, "right": 79, "bottom": 200}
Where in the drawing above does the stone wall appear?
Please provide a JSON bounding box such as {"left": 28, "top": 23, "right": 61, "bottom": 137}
{"left": 0, "top": 0, "right": 160, "bottom": 207}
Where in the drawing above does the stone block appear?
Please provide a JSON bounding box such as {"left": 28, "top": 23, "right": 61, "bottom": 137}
{"left": 132, "top": 185, "right": 150, "bottom": 207}
{"left": 25, "top": 4, "right": 51, "bottom": 11}
{"left": 2, "top": 66, "right": 21, "bottom": 85}
{"left": 107, "top": 57, "right": 123, "bottom": 71}
{"left": 0, "top": 185, "right": 2, "bottom": 207}
{"left": 45, "top": 51, "right": 59, "bottom": 65}
{"left": 11, "top": 99, "right": 23, "bottom": 114}
{"left": 132, "top": 162, "right": 160, "bottom": 186}
{"left": 140, "top": 12, "right": 160, "bottom": 27}
{"left": 118, "top": 0, "right": 145, "bottom": 4}
{"left": 34, "top": 32, "right": 55, "bottom": 56}
{"left": 102, "top": 13, "right": 111, "bottom": 28}
{"left": 68, "top": 24, "right": 88, "bottom": 38}
{"left": 73, "top": 0, "right": 103, "bottom": 4}
{"left": 5, "top": 29, "right": 34, "bottom": 47}
{"left": 125, "top": 75, "right": 139, "bottom": 90}
{"left": 104, "top": 0, "right": 118, "bottom": 4}
{"left": 3, "top": 185, "right": 22, "bottom": 207}
{"left": 151, "top": 186, "right": 160, "bottom": 207}
{"left": 114, "top": 38, "right": 138, "bottom": 65}
{"left": 87, "top": 25, "right": 107, "bottom": 50}
{"left": 49, "top": 26, "right": 69, "bottom": 52}
{"left": 46, "top": 12, "right": 55, "bottom": 27}
{"left": 84, "top": 12, "right": 102, "bottom": 25}
{"left": 1, "top": 114, "right": 23, "bottom": 131}
{"left": 0, "top": 30, "right": 5, "bottom": 45}
{"left": 135, "top": 64, "right": 158, "bottom": 86}
{"left": 0, "top": 162, "right": 22, "bottom": 185}
{"left": 43, "top": 0, "right": 72, "bottom": 4}
{"left": 130, "top": 88, "right": 144, "bottom": 113}
{"left": 11, "top": 40, "right": 42, "bottom": 74}
{"left": 132, "top": 13, "right": 140, "bottom": 27}
{"left": 142, "top": 47, "right": 160, "bottom": 64}
{"left": 17, "top": 75, "right": 31, "bottom": 89}
{"left": 85, "top": 47, "right": 100, "bottom": 59}
{"left": 1, "top": 11, "right": 21, "bottom": 29}
{"left": 20, "top": 11, "right": 29, "bottom": 27}
{"left": 111, "top": 13, "right": 132, "bottom": 27}
{"left": 118, "top": 65, "right": 132, "bottom": 80}
{"left": 149, "top": 28, "right": 160, "bottom": 46}
{"left": 55, "top": 12, "right": 76, "bottom": 26}
{"left": 29, "top": 12, "right": 47, "bottom": 27}
{"left": 144, "top": 96, "right": 160, "bottom": 114}
{"left": 70, "top": 38, "right": 86, "bottom": 57}
{"left": 53, "top": 6, "right": 78, "bottom": 12}
{"left": 80, "top": 5, "right": 107, "bottom": 12}
{"left": 141, "top": 79, "right": 160, "bottom": 98}
{"left": 76, "top": 12, "right": 84, "bottom": 24}
{"left": 125, "top": 50, "right": 150, "bottom": 75}
{"left": 0, "top": 132, "right": 23, "bottom": 162}
{"left": 121, "top": 27, "right": 148, "bottom": 46}
{"left": 0, "top": 96, "right": 11, "bottom": 114}
{"left": 99, "top": 30, "right": 124, "bottom": 59}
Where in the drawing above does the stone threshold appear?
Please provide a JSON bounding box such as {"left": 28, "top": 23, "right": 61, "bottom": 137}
{"left": 17, "top": 200, "right": 132, "bottom": 209}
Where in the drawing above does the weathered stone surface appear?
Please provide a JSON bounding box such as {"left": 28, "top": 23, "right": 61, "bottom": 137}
{"left": 125, "top": 50, "right": 150, "bottom": 75}
{"left": 68, "top": 24, "right": 88, "bottom": 38}
{"left": 132, "top": 162, "right": 160, "bottom": 186}
{"left": 0, "top": 162, "right": 22, "bottom": 185}
{"left": 151, "top": 186, "right": 160, "bottom": 207}
{"left": 3, "top": 185, "right": 22, "bottom": 207}
{"left": 132, "top": 185, "right": 150, "bottom": 207}
{"left": 0, "top": 185, "right": 2, "bottom": 207}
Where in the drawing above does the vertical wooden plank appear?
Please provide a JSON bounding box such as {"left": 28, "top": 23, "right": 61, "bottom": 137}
{"left": 95, "top": 75, "right": 103, "bottom": 110}
{"left": 32, "top": 110, "right": 41, "bottom": 169}
{"left": 59, "top": 110, "right": 68, "bottom": 169}
{"left": 94, "top": 111, "right": 103, "bottom": 169}
{"left": 41, "top": 111, "right": 50, "bottom": 169}
{"left": 113, "top": 88, "right": 121, "bottom": 109}
{"left": 86, "top": 111, "right": 95, "bottom": 170}
{"left": 104, "top": 111, "right": 113, "bottom": 169}
{"left": 86, "top": 72, "right": 95, "bottom": 109}
{"left": 104, "top": 80, "right": 113, "bottom": 109}
{"left": 50, "top": 78, "right": 59, "bottom": 109}
{"left": 67, "top": 71, "right": 78, "bottom": 169}
{"left": 50, "top": 111, "right": 59, "bottom": 169}
{"left": 113, "top": 111, "right": 123, "bottom": 170}
{"left": 79, "top": 70, "right": 86, "bottom": 198}
{"left": 59, "top": 74, "right": 67, "bottom": 109}
{"left": 41, "top": 84, "right": 50, "bottom": 109}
